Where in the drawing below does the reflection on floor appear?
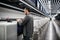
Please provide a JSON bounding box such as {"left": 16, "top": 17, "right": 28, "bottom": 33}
{"left": 38, "top": 20, "right": 60, "bottom": 40}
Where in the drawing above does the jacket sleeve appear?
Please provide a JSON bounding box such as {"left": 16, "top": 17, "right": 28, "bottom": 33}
{"left": 22, "top": 16, "right": 29, "bottom": 26}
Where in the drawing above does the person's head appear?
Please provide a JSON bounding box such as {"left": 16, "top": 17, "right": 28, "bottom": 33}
{"left": 24, "top": 8, "right": 30, "bottom": 15}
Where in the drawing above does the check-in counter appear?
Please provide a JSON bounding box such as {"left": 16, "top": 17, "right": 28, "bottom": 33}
{"left": 0, "top": 21, "right": 17, "bottom": 40}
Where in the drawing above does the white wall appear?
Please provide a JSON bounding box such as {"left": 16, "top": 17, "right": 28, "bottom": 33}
{"left": 0, "top": 7, "right": 44, "bottom": 19}
{"left": 0, "top": 7, "right": 43, "bottom": 19}
{"left": 0, "top": 7, "right": 25, "bottom": 19}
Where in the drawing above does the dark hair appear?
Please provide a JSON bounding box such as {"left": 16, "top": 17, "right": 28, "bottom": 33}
{"left": 24, "top": 7, "right": 30, "bottom": 12}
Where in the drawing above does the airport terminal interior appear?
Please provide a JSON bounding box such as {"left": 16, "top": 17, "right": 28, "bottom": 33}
{"left": 0, "top": 0, "right": 60, "bottom": 40}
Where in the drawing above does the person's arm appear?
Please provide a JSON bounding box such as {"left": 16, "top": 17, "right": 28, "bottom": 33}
{"left": 22, "top": 16, "right": 29, "bottom": 25}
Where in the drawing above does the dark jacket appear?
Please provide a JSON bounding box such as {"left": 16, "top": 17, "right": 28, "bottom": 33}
{"left": 22, "top": 15, "right": 33, "bottom": 38}
{"left": 17, "top": 22, "right": 23, "bottom": 36}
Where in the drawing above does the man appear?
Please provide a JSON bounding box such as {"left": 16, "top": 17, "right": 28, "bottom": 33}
{"left": 22, "top": 8, "right": 33, "bottom": 40}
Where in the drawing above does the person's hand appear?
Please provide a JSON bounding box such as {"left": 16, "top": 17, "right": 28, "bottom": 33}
{"left": 16, "top": 18, "right": 23, "bottom": 23}
{"left": 16, "top": 19, "right": 20, "bottom": 22}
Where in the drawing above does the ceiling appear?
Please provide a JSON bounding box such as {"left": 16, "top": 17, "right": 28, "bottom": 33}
{"left": 51, "top": 0, "right": 60, "bottom": 14}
